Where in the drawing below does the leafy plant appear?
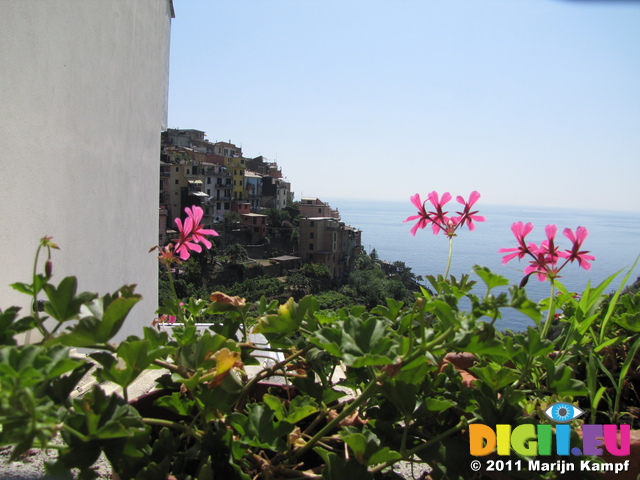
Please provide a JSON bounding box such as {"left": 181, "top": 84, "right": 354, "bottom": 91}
{"left": 1, "top": 199, "right": 638, "bottom": 480}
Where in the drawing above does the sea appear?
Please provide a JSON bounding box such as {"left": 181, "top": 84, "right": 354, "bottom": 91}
{"left": 324, "top": 198, "right": 640, "bottom": 332}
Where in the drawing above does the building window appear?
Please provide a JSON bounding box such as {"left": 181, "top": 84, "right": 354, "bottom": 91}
{"left": 175, "top": 167, "right": 179, "bottom": 172}
{"left": 310, "top": 221, "right": 315, "bottom": 227}
{"left": 175, "top": 180, "right": 179, "bottom": 184}
{"left": 309, "top": 243, "right": 314, "bottom": 250}
{"left": 310, "top": 232, "right": 314, "bottom": 239}
{"left": 207, "top": 177, "right": 212, "bottom": 184}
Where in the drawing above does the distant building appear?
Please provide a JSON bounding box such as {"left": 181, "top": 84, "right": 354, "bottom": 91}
{"left": 241, "top": 213, "right": 269, "bottom": 243}
{"left": 298, "top": 198, "right": 362, "bottom": 278}
{"left": 226, "top": 156, "right": 247, "bottom": 201}
{"left": 299, "top": 197, "right": 340, "bottom": 219}
{"left": 245, "top": 171, "right": 263, "bottom": 210}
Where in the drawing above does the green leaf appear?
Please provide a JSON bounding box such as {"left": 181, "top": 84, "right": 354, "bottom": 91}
{"left": 341, "top": 427, "right": 402, "bottom": 467}
{"left": 470, "top": 363, "right": 519, "bottom": 391}
{"left": 262, "top": 393, "right": 286, "bottom": 421}
{"left": 314, "top": 448, "right": 372, "bottom": 480}
{"left": 43, "top": 276, "right": 97, "bottom": 322}
{"left": 613, "top": 312, "right": 640, "bottom": 332}
{"left": 91, "top": 337, "right": 168, "bottom": 392}
{"left": 254, "top": 297, "right": 309, "bottom": 334}
{"left": 424, "top": 397, "right": 456, "bottom": 412}
{"left": 310, "top": 315, "right": 397, "bottom": 367}
{"left": 473, "top": 266, "right": 509, "bottom": 290}
{"left": 47, "top": 286, "right": 140, "bottom": 347}
{"left": 509, "top": 286, "right": 542, "bottom": 323}
{"left": 286, "top": 396, "right": 319, "bottom": 424}
{"left": 0, "top": 307, "right": 23, "bottom": 345}
{"left": 154, "top": 391, "right": 193, "bottom": 416}
{"left": 228, "top": 403, "right": 293, "bottom": 451}
{"left": 542, "top": 357, "right": 588, "bottom": 396}
{"left": 11, "top": 275, "right": 48, "bottom": 296}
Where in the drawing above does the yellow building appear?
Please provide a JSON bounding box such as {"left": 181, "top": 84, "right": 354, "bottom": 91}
{"left": 225, "top": 156, "right": 246, "bottom": 200}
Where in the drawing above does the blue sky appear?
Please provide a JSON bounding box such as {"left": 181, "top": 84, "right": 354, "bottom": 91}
{"left": 168, "top": 0, "right": 640, "bottom": 211}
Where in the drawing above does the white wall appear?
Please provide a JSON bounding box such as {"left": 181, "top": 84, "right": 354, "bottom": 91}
{"left": 0, "top": 0, "right": 173, "bottom": 340}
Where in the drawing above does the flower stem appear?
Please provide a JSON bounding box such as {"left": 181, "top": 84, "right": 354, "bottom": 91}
{"left": 540, "top": 281, "right": 556, "bottom": 340}
{"left": 164, "top": 262, "right": 185, "bottom": 323}
{"left": 142, "top": 417, "right": 203, "bottom": 442}
{"left": 443, "top": 236, "right": 454, "bottom": 282}
{"left": 236, "top": 345, "right": 312, "bottom": 412}
{"left": 290, "top": 380, "right": 379, "bottom": 463}
{"left": 30, "top": 243, "right": 49, "bottom": 339}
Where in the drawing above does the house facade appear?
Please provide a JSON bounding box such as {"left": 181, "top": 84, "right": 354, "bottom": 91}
{"left": 298, "top": 200, "right": 362, "bottom": 279}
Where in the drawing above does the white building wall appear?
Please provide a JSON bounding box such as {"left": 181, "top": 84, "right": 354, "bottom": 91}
{"left": 0, "top": 0, "right": 173, "bottom": 340}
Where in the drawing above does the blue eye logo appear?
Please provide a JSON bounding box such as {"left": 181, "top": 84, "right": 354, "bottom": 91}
{"left": 543, "top": 402, "right": 585, "bottom": 423}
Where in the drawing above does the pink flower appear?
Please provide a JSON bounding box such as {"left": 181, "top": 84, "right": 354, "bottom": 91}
{"left": 405, "top": 191, "right": 484, "bottom": 238}
{"left": 174, "top": 215, "right": 202, "bottom": 260}
{"left": 185, "top": 205, "right": 218, "bottom": 249}
{"left": 523, "top": 250, "right": 553, "bottom": 282}
{"left": 536, "top": 225, "right": 562, "bottom": 266}
{"left": 426, "top": 191, "right": 452, "bottom": 235}
{"left": 499, "top": 222, "right": 595, "bottom": 283}
{"left": 173, "top": 206, "right": 218, "bottom": 261}
{"left": 562, "top": 226, "right": 595, "bottom": 270}
{"left": 156, "top": 243, "right": 181, "bottom": 265}
{"left": 498, "top": 221, "right": 534, "bottom": 264}
{"left": 404, "top": 194, "right": 432, "bottom": 236}
{"left": 455, "top": 191, "right": 486, "bottom": 231}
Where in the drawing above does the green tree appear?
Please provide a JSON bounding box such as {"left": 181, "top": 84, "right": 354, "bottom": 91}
{"left": 223, "top": 243, "right": 248, "bottom": 264}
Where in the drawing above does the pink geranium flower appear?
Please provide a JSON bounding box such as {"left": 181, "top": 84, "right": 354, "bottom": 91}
{"left": 174, "top": 215, "right": 202, "bottom": 260}
{"left": 404, "top": 194, "right": 432, "bottom": 236}
{"left": 455, "top": 191, "right": 486, "bottom": 231}
{"left": 536, "top": 225, "right": 562, "bottom": 266}
{"left": 426, "top": 191, "right": 452, "bottom": 235}
{"left": 173, "top": 206, "right": 218, "bottom": 261}
{"left": 185, "top": 206, "right": 218, "bottom": 249}
{"left": 562, "top": 226, "right": 595, "bottom": 270}
{"left": 498, "top": 221, "right": 534, "bottom": 264}
{"left": 499, "top": 222, "right": 595, "bottom": 283}
{"left": 405, "top": 191, "right": 484, "bottom": 239}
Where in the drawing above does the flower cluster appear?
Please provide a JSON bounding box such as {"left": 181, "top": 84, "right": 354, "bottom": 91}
{"left": 404, "top": 191, "right": 486, "bottom": 237}
{"left": 155, "top": 205, "right": 218, "bottom": 263}
{"left": 498, "top": 222, "right": 595, "bottom": 283}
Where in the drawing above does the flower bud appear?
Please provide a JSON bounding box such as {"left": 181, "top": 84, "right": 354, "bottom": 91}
{"left": 45, "top": 260, "right": 53, "bottom": 278}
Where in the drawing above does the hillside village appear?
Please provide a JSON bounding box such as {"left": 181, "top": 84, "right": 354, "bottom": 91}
{"left": 159, "top": 128, "right": 362, "bottom": 280}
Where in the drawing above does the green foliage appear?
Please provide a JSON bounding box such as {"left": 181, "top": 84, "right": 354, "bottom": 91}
{"left": 223, "top": 242, "right": 249, "bottom": 264}
{"left": 221, "top": 275, "right": 286, "bottom": 302}
{"left": 3, "top": 237, "right": 640, "bottom": 480}
{"left": 315, "top": 290, "right": 357, "bottom": 310}
{"left": 264, "top": 208, "right": 292, "bottom": 228}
